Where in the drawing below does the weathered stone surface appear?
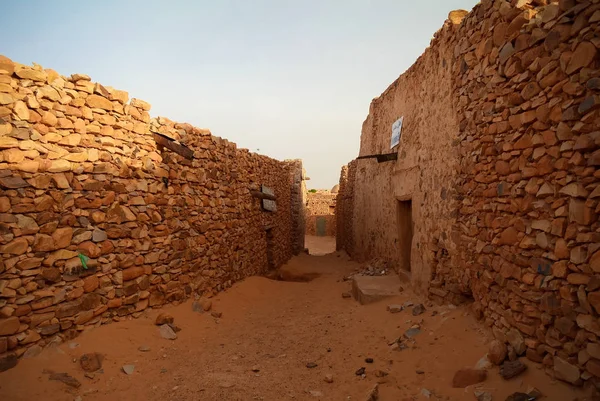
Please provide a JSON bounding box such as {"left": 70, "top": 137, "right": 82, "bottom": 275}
{"left": 155, "top": 312, "right": 174, "bottom": 326}
{"left": 0, "top": 317, "right": 20, "bottom": 335}
{"left": 351, "top": 275, "right": 402, "bottom": 305}
{"left": 159, "top": 324, "right": 177, "bottom": 340}
{"left": 489, "top": 340, "right": 507, "bottom": 365}
{"left": 85, "top": 94, "right": 113, "bottom": 110}
{"left": 500, "top": 360, "right": 527, "bottom": 380}
{"left": 80, "top": 352, "right": 103, "bottom": 372}
{"left": 554, "top": 357, "right": 580, "bottom": 384}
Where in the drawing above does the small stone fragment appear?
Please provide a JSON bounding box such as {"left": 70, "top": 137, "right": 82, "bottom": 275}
{"left": 159, "top": 324, "right": 177, "bottom": 340}
{"left": 155, "top": 312, "right": 174, "bottom": 325}
{"left": 365, "top": 384, "right": 379, "bottom": 401}
{"left": 387, "top": 304, "right": 403, "bottom": 313}
{"left": 355, "top": 366, "right": 366, "bottom": 376}
{"left": 500, "top": 359, "right": 527, "bottom": 380}
{"left": 342, "top": 292, "right": 352, "bottom": 298}
{"left": 138, "top": 345, "right": 151, "bottom": 352}
{"left": 365, "top": 357, "right": 374, "bottom": 363}
{"left": 374, "top": 370, "right": 388, "bottom": 378}
{"left": 251, "top": 365, "right": 260, "bottom": 372}
{"left": 452, "top": 368, "right": 487, "bottom": 388}
{"left": 309, "top": 390, "right": 323, "bottom": 398}
{"left": 49, "top": 372, "right": 81, "bottom": 388}
{"left": 404, "top": 327, "right": 421, "bottom": 338}
{"left": 211, "top": 311, "right": 222, "bottom": 318}
{"left": 489, "top": 340, "right": 508, "bottom": 365}
{"left": 412, "top": 304, "right": 426, "bottom": 316}
{"left": 324, "top": 373, "right": 334, "bottom": 383}
{"left": 122, "top": 364, "right": 135, "bottom": 375}
{"left": 474, "top": 390, "right": 492, "bottom": 401}
{"left": 505, "top": 393, "right": 530, "bottom": 401}
{"left": 306, "top": 362, "right": 318, "bottom": 368}
{"left": 80, "top": 352, "right": 103, "bottom": 372}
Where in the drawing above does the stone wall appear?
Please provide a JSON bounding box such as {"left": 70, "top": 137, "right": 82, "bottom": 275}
{"left": 336, "top": 161, "right": 356, "bottom": 253}
{"left": 287, "top": 159, "right": 306, "bottom": 254}
{"left": 305, "top": 190, "right": 336, "bottom": 236}
{"left": 337, "top": 0, "right": 600, "bottom": 387}
{"left": 0, "top": 55, "right": 304, "bottom": 363}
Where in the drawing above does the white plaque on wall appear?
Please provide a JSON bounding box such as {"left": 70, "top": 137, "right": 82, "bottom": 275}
{"left": 390, "top": 116, "right": 403, "bottom": 149}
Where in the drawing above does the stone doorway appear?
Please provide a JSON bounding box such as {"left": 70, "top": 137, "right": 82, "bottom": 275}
{"left": 397, "top": 199, "right": 413, "bottom": 272}
{"left": 266, "top": 227, "right": 275, "bottom": 270}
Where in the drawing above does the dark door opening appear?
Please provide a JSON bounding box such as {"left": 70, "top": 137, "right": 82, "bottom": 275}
{"left": 266, "top": 228, "right": 275, "bottom": 270}
{"left": 397, "top": 199, "right": 413, "bottom": 272}
{"left": 316, "top": 216, "right": 326, "bottom": 237}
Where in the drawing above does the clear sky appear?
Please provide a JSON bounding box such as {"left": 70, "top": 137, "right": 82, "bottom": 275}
{"left": 3, "top": 0, "right": 478, "bottom": 189}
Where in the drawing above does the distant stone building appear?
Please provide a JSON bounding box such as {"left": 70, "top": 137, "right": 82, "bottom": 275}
{"left": 305, "top": 190, "right": 336, "bottom": 237}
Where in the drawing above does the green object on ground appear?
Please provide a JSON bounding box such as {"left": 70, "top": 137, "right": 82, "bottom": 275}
{"left": 78, "top": 253, "right": 89, "bottom": 270}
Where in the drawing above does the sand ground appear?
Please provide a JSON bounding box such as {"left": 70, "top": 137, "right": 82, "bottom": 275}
{"left": 0, "top": 246, "right": 589, "bottom": 401}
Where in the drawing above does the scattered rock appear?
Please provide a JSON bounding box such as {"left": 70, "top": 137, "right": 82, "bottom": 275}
{"left": 251, "top": 365, "right": 260, "bottom": 372}
{"left": 374, "top": 370, "right": 388, "bottom": 378}
{"left": 404, "top": 327, "right": 421, "bottom": 339}
{"left": 365, "top": 357, "right": 373, "bottom": 363}
{"left": 159, "top": 324, "right": 177, "bottom": 340}
{"left": 155, "top": 312, "right": 174, "bottom": 325}
{"left": 475, "top": 355, "right": 493, "bottom": 370}
{"left": 138, "top": 345, "right": 151, "bottom": 352}
{"left": 211, "top": 311, "right": 222, "bottom": 318}
{"left": 0, "top": 353, "right": 17, "bottom": 372}
{"left": 342, "top": 292, "right": 352, "bottom": 298}
{"left": 324, "top": 373, "right": 334, "bottom": 383}
{"left": 309, "top": 390, "right": 323, "bottom": 398}
{"left": 122, "top": 364, "right": 135, "bottom": 375}
{"left": 403, "top": 301, "right": 414, "bottom": 308}
{"left": 192, "top": 301, "right": 203, "bottom": 312}
{"left": 505, "top": 393, "right": 530, "bottom": 401}
{"left": 199, "top": 297, "right": 212, "bottom": 311}
{"left": 474, "top": 390, "right": 492, "bottom": 401}
{"left": 416, "top": 369, "right": 425, "bottom": 374}
{"left": 500, "top": 359, "right": 527, "bottom": 380}
{"left": 412, "top": 304, "right": 426, "bottom": 316}
{"left": 80, "top": 352, "right": 103, "bottom": 372}
{"left": 306, "top": 362, "right": 318, "bottom": 368}
{"left": 355, "top": 367, "right": 366, "bottom": 376}
{"left": 387, "top": 304, "right": 403, "bottom": 313}
{"left": 421, "top": 388, "right": 432, "bottom": 399}
{"left": 489, "top": 340, "right": 508, "bottom": 365}
{"left": 452, "top": 368, "right": 487, "bottom": 388}
{"left": 365, "top": 384, "right": 379, "bottom": 401}
{"left": 526, "top": 386, "right": 542, "bottom": 399}
{"left": 168, "top": 323, "right": 182, "bottom": 332}
{"left": 49, "top": 372, "right": 81, "bottom": 388}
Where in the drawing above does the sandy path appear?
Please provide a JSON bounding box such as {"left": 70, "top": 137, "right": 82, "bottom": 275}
{"left": 305, "top": 235, "right": 336, "bottom": 256}
{"left": 0, "top": 250, "right": 588, "bottom": 401}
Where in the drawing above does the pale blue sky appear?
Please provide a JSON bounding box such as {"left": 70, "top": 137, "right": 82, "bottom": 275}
{"left": 3, "top": 0, "right": 478, "bottom": 188}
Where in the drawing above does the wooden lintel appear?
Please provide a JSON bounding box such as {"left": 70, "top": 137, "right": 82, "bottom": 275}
{"left": 356, "top": 152, "right": 398, "bottom": 163}
{"left": 250, "top": 190, "right": 277, "bottom": 201}
{"left": 152, "top": 132, "right": 194, "bottom": 160}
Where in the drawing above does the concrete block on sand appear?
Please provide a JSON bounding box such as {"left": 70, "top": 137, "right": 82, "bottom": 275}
{"left": 351, "top": 275, "right": 402, "bottom": 305}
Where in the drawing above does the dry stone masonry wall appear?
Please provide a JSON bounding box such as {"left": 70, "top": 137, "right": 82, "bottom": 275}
{"left": 337, "top": 0, "right": 600, "bottom": 387}
{"left": 336, "top": 161, "right": 356, "bottom": 253}
{"left": 0, "top": 55, "right": 304, "bottom": 365}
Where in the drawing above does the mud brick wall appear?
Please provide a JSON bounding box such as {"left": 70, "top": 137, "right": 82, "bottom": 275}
{"left": 0, "top": 55, "right": 303, "bottom": 363}
{"left": 337, "top": 0, "right": 600, "bottom": 387}
{"left": 336, "top": 161, "right": 356, "bottom": 253}
{"left": 305, "top": 191, "right": 336, "bottom": 236}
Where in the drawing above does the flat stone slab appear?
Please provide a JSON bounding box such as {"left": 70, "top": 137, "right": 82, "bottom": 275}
{"left": 351, "top": 275, "right": 402, "bottom": 305}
